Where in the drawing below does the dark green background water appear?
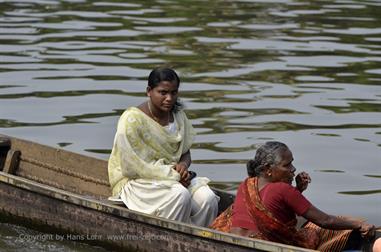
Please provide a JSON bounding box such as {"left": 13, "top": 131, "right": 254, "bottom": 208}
{"left": 0, "top": 0, "right": 380, "bottom": 250}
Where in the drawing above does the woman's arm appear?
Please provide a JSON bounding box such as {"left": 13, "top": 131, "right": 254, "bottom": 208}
{"left": 175, "top": 150, "right": 192, "bottom": 187}
{"left": 178, "top": 150, "right": 191, "bottom": 170}
{"left": 303, "top": 205, "right": 375, "bottom": 238}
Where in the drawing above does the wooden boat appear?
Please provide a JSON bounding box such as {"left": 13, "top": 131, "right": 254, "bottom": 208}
{"left": 0, "top": 134, "right": 378, "bottom": 252}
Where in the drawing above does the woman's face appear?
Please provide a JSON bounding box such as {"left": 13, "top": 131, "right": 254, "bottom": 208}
{"left": 147, "top": 80, "right": 179, "bottom": 112}
{"left": 270, "top": 149, "right": 296, "bottom": 184}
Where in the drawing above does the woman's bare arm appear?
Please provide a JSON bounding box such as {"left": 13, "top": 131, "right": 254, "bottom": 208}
{"left": 303, "top": 205, "right": 375, "bottom": 238}
{"left": 175, "top": 150, "right": 191, "bottom": 187}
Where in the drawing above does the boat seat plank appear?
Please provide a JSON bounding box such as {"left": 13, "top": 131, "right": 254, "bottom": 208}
{"left": 0, "top": 137, "right": 10, "bottom": 170}
{"left": 3, "top": 149, "right": 20, "bottom": 174}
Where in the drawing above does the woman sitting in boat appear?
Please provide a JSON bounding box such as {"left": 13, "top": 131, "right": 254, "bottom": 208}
{"left": 108, "top": 67, "right": 219, "bottom": 227}
{"left": 211, "top": 141, "right": 375, "bottom": 251}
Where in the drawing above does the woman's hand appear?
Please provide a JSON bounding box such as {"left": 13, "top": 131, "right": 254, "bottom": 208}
{"left": 174, "top": 162, "right": 191, "bottom": 187}
{"left": 295, "top": 172, "right": 311, "bottom": 193}
{"left": 358, "top": 222, "right": 376, "bottom": 240}
{"left": 341, "top": 217, "right": 375, "bottom": 239}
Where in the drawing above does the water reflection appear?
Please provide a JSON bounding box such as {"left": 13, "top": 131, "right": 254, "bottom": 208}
{"left": 315, "top": 169, "right": 345, "bottom": 173}
{"left": 0, "top": 222, "right": 107, "bottom": 252}
{"left": 1, "top": 0, "right": 381, "bottom": 250}
{"left": 339, "top": 189, "right": 381, "bottom": 195}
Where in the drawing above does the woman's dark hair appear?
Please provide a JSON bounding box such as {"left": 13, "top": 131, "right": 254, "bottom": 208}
{"left": 148, "top": 67, "right": 183, "bottom": 113}
{"left": 247, "top": 141, "right": 289, "bottom": 177}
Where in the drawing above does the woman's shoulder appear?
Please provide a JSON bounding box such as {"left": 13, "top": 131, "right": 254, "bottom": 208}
{"left": 118, "top": 107, "right": 147, "bottom": 124}
{"left": 120, "top": 107, "right": 144, "bottom": 118}
{"left": 268, "top": 182, "right": 298, "bottom": 193}
{"left": 262, "top": 182, "right": 305, "bottom": 205}
{"left": 236, "top": 179, "right": 249, "bottom": 194}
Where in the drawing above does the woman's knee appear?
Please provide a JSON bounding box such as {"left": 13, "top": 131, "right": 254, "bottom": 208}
{"left": 173, "top": 184, "right": 192, "bottom": 205}
{"left": 193, "top": 186, "right": 219, "bottom": 207}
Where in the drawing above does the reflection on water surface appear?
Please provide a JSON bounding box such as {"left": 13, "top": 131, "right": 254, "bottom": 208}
{"left": 1, "top": 0, "right": 381, "bottom": 250}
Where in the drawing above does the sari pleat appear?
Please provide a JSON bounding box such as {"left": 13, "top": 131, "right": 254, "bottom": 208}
{"left": 303, "top": 222, "right": 352, "bottom": 252}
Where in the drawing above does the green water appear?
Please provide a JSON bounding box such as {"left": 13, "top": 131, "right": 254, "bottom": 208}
{"left": 0, "top": 0, "right": 380, "bottom": 250}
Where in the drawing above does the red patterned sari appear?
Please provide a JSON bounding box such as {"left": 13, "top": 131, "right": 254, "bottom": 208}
{"left": 210, "top": 177, "right": 352, "bottom": 251}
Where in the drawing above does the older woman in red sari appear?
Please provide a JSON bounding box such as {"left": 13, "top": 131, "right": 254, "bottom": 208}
{"left": 211, "top": 141, "right": 375, "bottom": 251}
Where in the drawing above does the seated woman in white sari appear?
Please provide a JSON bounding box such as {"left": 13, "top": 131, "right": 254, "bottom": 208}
{"left": 108, "top": 67, "right": 219, "bottom": 227}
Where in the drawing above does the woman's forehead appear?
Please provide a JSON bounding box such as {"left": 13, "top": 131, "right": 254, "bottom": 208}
{"left": 155, "top": 81, "right": 178, "bottom": 90}
{"left": 280, "top": 149, "right": 293, "bottom": 161}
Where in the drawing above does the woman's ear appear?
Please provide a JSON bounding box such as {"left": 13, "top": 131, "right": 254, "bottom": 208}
{"left": 264, "top": 165, "right": 272, "bottom": 177}
{"left": 146, "top": 87, "right": 151, "bottom": 97}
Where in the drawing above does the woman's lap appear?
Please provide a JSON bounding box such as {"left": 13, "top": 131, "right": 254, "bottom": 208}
{"left": 121, "top": 180, "right": 218, "bottom": 226}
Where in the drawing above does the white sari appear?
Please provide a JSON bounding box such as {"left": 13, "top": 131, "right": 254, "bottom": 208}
{"left": 108, "top": 107, "right": 217, "bottom": 225}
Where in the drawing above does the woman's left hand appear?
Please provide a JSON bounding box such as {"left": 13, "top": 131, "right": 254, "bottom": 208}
{"left": 359, "top": 222, "right": 376, "bottom": 240}
{"left": 296, "top": 172, "right": 311, "bottom": 193}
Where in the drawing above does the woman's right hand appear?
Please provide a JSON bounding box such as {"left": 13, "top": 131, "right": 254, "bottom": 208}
{"left": 295, "top": 172, "right": 311, "bottom": 192}
{"left": 179, "top": 174, "right": 191, "bottom": 187}
{"left": 174, "top": 162, "right": 191, "bottom": 187}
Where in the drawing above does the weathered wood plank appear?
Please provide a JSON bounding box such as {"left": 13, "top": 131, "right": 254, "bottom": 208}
{"left": 2, "top": 135, "right": 111, "bottom": 197}
{"left": 0, "top": 137, "right": 10, "bottom": 171}
{"left": 3, "top": 150, "right": 20, "bottom": 174}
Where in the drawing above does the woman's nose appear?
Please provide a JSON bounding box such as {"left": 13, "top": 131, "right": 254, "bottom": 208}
{"left": 165, "top": 94, "right": 174, "bottom": 101}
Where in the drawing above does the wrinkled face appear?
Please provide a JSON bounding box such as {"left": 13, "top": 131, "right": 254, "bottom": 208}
{"left": 269, "top": 149, "right": 296, "bottom": 184}
{"left": 147, "top": 80, "right": 178, "bottom": 112}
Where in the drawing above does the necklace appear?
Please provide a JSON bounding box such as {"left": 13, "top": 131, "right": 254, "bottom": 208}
{"left": 148, "top": 101, "right": 169, "bottom": 125}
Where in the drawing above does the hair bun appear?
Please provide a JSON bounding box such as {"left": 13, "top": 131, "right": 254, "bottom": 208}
{"left": 246, "top": 159, "right": 258, "bottom": 177}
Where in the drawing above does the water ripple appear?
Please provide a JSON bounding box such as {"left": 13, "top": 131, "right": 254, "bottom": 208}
{"left": 1, "top": 0, "right": 381, "bottom": 244}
